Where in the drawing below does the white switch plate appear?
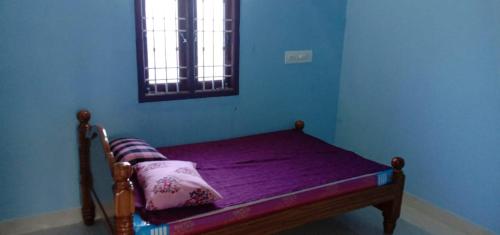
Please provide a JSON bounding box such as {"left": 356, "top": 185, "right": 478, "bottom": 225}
{"left": 285, "top": 50, "right": 313, "bottom": 64}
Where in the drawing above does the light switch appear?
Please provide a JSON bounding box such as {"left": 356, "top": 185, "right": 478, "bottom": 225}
{"left": 285, "top": 50, "right": 313, "bottom": 64}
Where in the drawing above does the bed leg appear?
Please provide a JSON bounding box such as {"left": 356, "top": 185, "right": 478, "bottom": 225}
{"left": 380, "top": 199, "right": 401, "bottom": 234}
{"left": 113, "top": 162, "right": 135, "bottom": 235}
{"left": 381, "top": 157, "right": 405, "bottom": 234}
{"left": 77, "top": 110, "right": 96, "bottom": 225}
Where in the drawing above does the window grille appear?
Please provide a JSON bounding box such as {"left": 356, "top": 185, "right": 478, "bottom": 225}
{"left": 135, "top": 0, "right": 239, "bottom": 102}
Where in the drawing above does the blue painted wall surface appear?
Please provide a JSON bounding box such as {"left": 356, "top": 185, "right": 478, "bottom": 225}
{"left": 0, "top": 0, "right": 347, "bottom": 220}
{"left": 336, "top": 0, "right": 500, "bottom": 233}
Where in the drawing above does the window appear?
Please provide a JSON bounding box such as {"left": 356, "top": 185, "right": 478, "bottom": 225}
{"left": 135, "top": 0, "right": 240, "bottom": 102}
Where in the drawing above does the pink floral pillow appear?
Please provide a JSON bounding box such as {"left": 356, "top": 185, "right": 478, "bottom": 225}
{"left": 134, "top": 161, "right": 222, "bottom": 211}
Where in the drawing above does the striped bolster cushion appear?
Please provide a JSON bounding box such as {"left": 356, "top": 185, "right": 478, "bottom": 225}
{"left": 109, "top": 138, "right": 168, "bottom": 165}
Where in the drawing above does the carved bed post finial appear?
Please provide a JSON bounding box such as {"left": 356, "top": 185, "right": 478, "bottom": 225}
{"left": 77, "top": 109, "right": 95, "bottom": 225}
{"left": 77, "top": 109, "right": 91, "bottom": 124}
{"left": 295, "top": 120, "right": 305, "bottom": 131}
{"left": 391, "top": 157, "right": 405, "bottom": 173}
{"left": 113, "top": 162, "right": 135, "bottom": 235}
{"left": 391, "top": 157, "right": 406, "bottom": 189}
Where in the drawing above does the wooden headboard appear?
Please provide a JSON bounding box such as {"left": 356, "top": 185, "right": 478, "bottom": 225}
{"left": 77, "top": 110, "right": 135, "bottom": 234}
{"left": 77, "top": 110, "right": 118, "bottom": 173}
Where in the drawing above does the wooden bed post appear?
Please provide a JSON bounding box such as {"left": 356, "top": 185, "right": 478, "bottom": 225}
{"left": 77, "top": 110, "right": 96, "bottom": 225}
{"left": 381, "top": 157, "right": 406, "bottom": 234}
{"left": 113, "top": 162, "right": 135, "bottom": 235}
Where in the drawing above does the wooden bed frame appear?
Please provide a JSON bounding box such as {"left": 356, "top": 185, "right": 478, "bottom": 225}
{"left": 77, "top": 109, "right": 406, "bottom": 235}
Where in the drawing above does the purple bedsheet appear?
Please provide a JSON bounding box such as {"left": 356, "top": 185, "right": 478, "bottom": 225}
{"left": 137, "top": 130, "right": 389, "bottom": 224}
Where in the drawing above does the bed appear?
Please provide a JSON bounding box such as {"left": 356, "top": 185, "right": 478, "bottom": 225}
{"left": 77, "top": 109, "right": 406, "bottom": 235}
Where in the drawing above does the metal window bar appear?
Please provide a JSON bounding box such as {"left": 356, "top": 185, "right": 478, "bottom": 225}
{"left": 195, "top": 64, "right": 232, "bottom": 67}
{"left": 143, "top": 29, "right": 187, "bottom": 33}
{"left": 145, "top": 76, "right": 188, "bottom": 81}
{"left": 140, "top": 0, "right": 148, "bottom": 95}
{"left": 144, "top": 17, "right": 187, "bottom": 20}
{"left": 212, "top": 0, "right": 215, "bottom": 90}
{"left": 145, "top": 66, "right": 188, "bottom": 70}
{"left": 147, "top": 91, "right": 188, "bottom": 96}
{"left": 194, "top": 30, "right": 232, "bottom": 33}
{"left": 222, "top": 0, "right": 226, "bottom": 90}
{"left": 151, "top": 16, "right": 158, "bottom": 94}
{"left": 174, "top": 0, "right": 180, "bottom": 92}
{"left": 197, "top": 75, "right": 231, "bottom": 79}
{"left": 201, "top": 0, "right": 206, "bottom": 90}
{"left": 195, "top": 18, "right": 232, "bottom": 21}
{"left": 163, "top": 16, "right": 169, "bottom": 92}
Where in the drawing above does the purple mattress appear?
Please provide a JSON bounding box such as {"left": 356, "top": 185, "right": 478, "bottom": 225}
{"left": 136, "top": 130, "right": 390, "bottom": 225}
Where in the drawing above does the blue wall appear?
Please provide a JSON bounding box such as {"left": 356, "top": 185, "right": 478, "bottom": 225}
{"left": 336, "top": 0, "right": 500, "bottom": 233}
{"left": 0, "top": 0, "right": 347, "bottom": 220}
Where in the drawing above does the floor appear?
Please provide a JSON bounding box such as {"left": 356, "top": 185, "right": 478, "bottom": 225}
{"left": 24, "top": 207, "right": 431, "bottom": 235}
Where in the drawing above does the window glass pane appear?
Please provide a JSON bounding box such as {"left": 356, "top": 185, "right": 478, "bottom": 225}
{"left": 196, "top": 0, "right": 225, "bottom": 85}
{"left": 144, "top": 0, "right": 180, "bottom": 87}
